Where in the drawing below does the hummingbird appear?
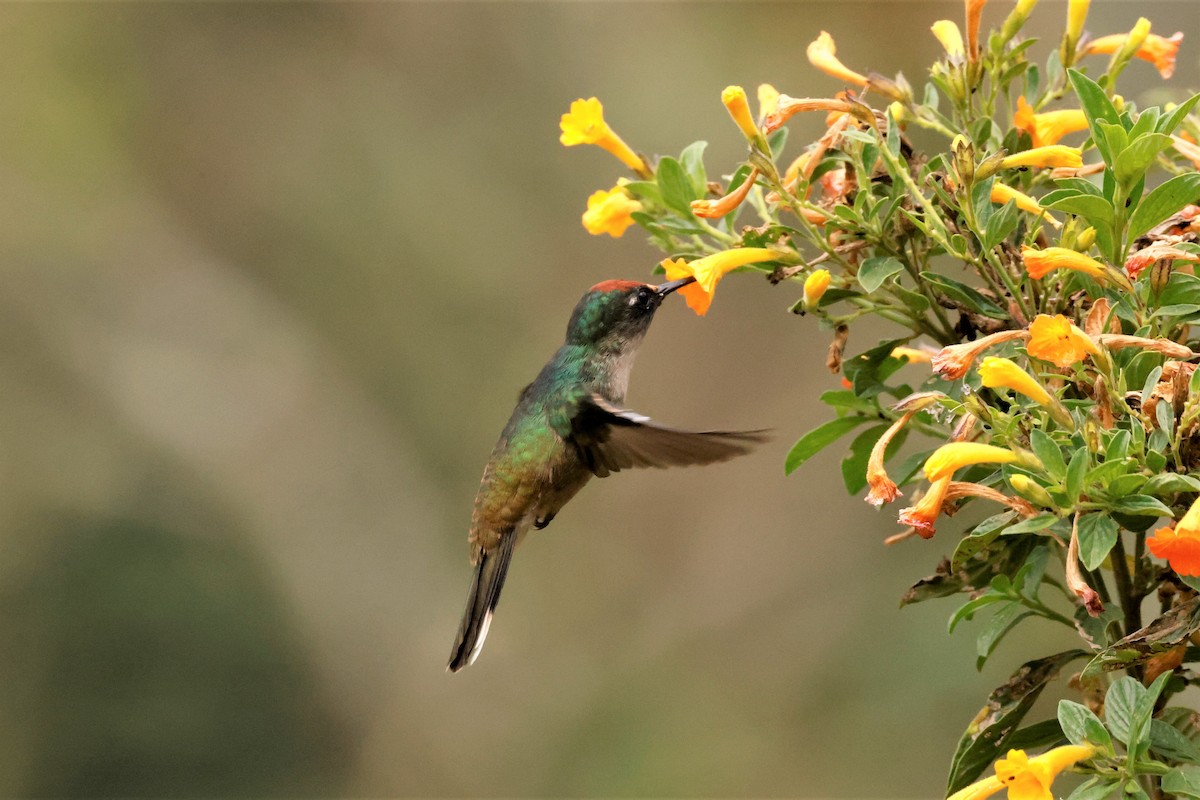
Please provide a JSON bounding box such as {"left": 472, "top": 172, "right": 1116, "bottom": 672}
{"left": 448, "top": 276, "right": 766, "bottom": 671}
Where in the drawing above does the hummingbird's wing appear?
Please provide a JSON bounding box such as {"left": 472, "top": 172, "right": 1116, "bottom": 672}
{"left": 568, "top": 394, "right": 768, "bottom": 478}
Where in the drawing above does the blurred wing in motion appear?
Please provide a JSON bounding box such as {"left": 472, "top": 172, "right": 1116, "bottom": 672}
{"left": 569, "top": 394, "right": 767, "bottom": 478}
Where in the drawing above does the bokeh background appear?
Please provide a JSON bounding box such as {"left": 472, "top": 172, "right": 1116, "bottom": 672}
{"left": 0, "top": 2, "right": 1195, "bottom": 797}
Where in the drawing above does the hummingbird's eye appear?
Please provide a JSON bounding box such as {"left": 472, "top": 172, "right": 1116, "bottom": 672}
{"left": 630, "top": 286, "right": 652, "bottom": 307}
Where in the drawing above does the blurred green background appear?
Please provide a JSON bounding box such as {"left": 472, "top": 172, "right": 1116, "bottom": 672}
{"left": 0, "top": 2, "right": 1194, "bottom": 797}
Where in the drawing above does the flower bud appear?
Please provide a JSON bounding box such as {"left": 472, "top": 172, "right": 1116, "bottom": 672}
{"left": 1009, "top": 474, "right": 1055, "bottom": 509}
{"left": 952, "top": 135, "right": 975, "bottom": 186}
{"left": 1151, "top": 259, "right": 1173, "bottom": 296}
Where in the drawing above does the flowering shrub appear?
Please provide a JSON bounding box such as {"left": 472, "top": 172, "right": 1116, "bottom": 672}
{"left": 562, "top": 0, "right": 1200, "bottom": 797}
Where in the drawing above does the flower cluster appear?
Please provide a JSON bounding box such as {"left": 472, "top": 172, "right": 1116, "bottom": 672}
{"left": 559, "top": 0, "right": 1200, "bottom": 795}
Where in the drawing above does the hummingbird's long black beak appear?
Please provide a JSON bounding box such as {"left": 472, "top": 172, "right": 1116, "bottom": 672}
{"left": 655, "top": 276, "right": 696, "bottom": 297}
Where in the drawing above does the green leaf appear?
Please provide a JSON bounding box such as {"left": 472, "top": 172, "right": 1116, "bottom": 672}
{"left": 1066, "top": 449, "right": 1089, "bottom": 503}
{"left": 1115, "top": 133, "right": 1172, "bottom": 186}
{"left": 842, "top": 338, "right": 908, "bottom": 399}
{"left": 983, "top": 200, "right": 1021, "bottom": 251}
{"left": 1107, "top": 495, "right": 1173, "bottom": 516}
{"left": 976, "top": 602, "right": 1033, "bottom": 669}
{"left": 1151, "top": 719, "right": 1200, "bottom": 765}
{"left": 1077, "top": 514, "right": 1120, "bottom": 570}
{"left": 949, "top": 591, "right": 1007, "bottom": 634}
{"left": 678, "top": 141, "right": 708, "bottom": 198}
{"left": 1004, "top": 513, "right": 1062, "bottom": 535}
{"left": 784, "top": 416, "right": 871, "bottom": 475}
{"left": 946, "top": 650, "right": 1087, "bottom": 794}
{"left": 1068, "top": 69, "right": 1120, "bottom": 161}
{"left": 858, "top": 256, "right": 904, "bottom": 293}
{"left": 1105, "top": 677, "right": 1145, "bottom": 747}
{"left": 1059, "top": 699, "right": 1115, "bottom": 754}
{"left": 921, "top": 272, "right": 1007, "bottom": 319}
{"left": 1144, "top": 473, "right": 1200, "bottom": 494}
{"left": 1157, "top": 93, "right": 1200, "bottom": 136}
{"left": 1066, "top": 778, "right": 1120, "bottom": 800}
{"left": 1031, "top": 429, "right": 1068, "bottom": 480}
{"left": 767, "top": 127, "right": 788, "bottom": 158}
{"left": 655, "top": 156, "right": 701, "bottom": 217}
{"left": 1042, "top": 193, "right": 1115, "bottom": 226}
{"left": 1163, "top": 766, "right": 1200, "bottom": 799}
{"left": 1127, "top": 173, "right": 1200, "bottom": 242}
{"left": 1132, "top": 671, "right": 1175, "bottom": 760}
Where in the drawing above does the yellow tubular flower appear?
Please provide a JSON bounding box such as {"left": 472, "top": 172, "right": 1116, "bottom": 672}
{"left": 1021, "top": 245, "right": 1109, "bottom": 281}
{"left": 1086, "top": 31, "right": 1184, "bottom": 79}
{"left": 1066, "top": 0, "right": 1089, "bottom": 45}
{"left": 691, "top": 169, "right": 759, "bottom": 219}
{"left": 865, "top": 410, "right": 916, "bottom": 507}
{"left": 923, "top": 442, "right": 1024, "bottom": 482}
{"left": 979, "top": 357, "right": 1056, "bottom": 408}
{"left": 999, "top": 0, "right": 1039, "bottom": 41}
{"left": 965, "top": 0, "right": 987, "bottom": 61}
{"left": 992, "top": 182, "right": 1062, "bottom": 228}
{"left": 892, "top": 346, "right": 933, "bottom": 364}
{"left": 931, "top": 20, "right": 965, "bottom": 59}
{"left": 803, "top": 269, "right": 832, "bottom": 309}
{"left": 559, "top": 97, "right": 647, "bottom": 174}
{"left": 995, "top": 746, "right": 1096, "bottom": 800}
{"left": 931, "top": 329, "right": 1030, "bottom": 380}
{"left": 661, "top": 248, "right": 780, "bottom": 316}
{"left": 757, "top": 83, "right": 781, "bottom": 121}
{"left": 722, "top": 85, "right": 761, "bottom": 142}
{"left": 999, "top": 145, "right": 1083, "bottom": 170}
{"left": 1027, "top": 314, "right": 1101, "bottom": 368}
{"left": 581, "top": 185, "right": 642, "bottom": 238}
{"left": 806, "top": 31, "right": 869, "bottom": 87}
{"left": 946, "top": 775, "right": 1005, "bottom": 800}
{"left": 1014, "top": 96, "right": 1089, "bottom": 147}
{"left": 898, "top": 475, "right": 952, "bottom": 538}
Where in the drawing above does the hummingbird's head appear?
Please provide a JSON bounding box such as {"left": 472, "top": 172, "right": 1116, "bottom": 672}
{"left": 564, "top": 277, "right": 695, "bottom": 347}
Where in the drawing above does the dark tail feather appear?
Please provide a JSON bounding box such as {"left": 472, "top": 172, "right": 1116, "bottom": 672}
{"left": 447, "top": 534, "right": 516, "bottom": 672}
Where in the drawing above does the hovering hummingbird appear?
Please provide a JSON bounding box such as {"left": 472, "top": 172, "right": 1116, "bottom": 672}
{"left": 448, "top": 276, "right": 766, "bottom": 671}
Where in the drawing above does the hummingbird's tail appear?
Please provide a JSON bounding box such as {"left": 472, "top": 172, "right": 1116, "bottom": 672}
{"left": 447, "top": 532, "right": 516, "bottom": 672}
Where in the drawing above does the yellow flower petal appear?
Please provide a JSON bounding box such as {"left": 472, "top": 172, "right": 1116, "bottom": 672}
{"left": 1027, "top": 314, "right": 1100, "bottom": 367}
{"left": 559, "top": 97, "right": 646, "bottom": 173}
{"left": 992, "top": 182, "right": 1062, "bottom": 228}
{"left": 1014, "top": 96, "right": 1089, "bottom": 147}
{"left": 661, "top": 248, "right": 780, "bottom": 316}
{"left": 722, "top": 85, "right": 760, "bottom": 142}
{"left": 923, "top": 442, "right": 1023, "bottom": 482}
{"left": 978, "top": 356, "right": 1054, "bottom": 407}
{"left": 806, "top": 31, "right": 868, "bottom": 87}
{"left": 931, "top": 20, "right": 965, "bottom": 58}
{"left": 803, "top": 269, "right": 831, "bottom": 308}
{"left": 1000, "top": 145, "right": 1083, "bottom": 170}
{"left": 582, "top": 186, "right": 642, "bottom": 238}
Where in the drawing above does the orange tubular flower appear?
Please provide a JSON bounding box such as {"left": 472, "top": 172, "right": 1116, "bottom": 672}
{"left": 1021, "top": 245, "right": 1111, "bottom": 282}
{"left": 1014, "top": 96, "right": 1089, "bottom": 147}
{"left": 806, "top": 31, "right": 868, "bottom": 87}
{"left": 1096, "top": 335, "right": 1194, "bottom": 359}
{"left": 691, "top": 169, "right": 759, "bottom": 219}
{"left": 992, "top": 183, "right": 1062, "bottom": 228}
{"left": 581, "top": 185, "right": 642, "bottom": 238}
{"left": 965, "top": 0, "right": 987, "bottom": 61}
{"left": 932, "top": 329, "right": 1030, "bottom": 380}
{"left": 1149, "top": 497, "right": 1200, "bottom": 576}
{"left": 898, "top": 475, "right": 952, "bottom": 539}
{"left": 661, "top": 248, "right": 780, "bottom": 316}
{"left": 559, "top": 97, "right": 647, "bottom": 175}
{"left": 999, "top": 146, "right": 1083, "bottom": 170}
{"left": 762, "top": 96, "right": 854, "bottom": 134}
{"left": 865, "top": 410, "right": 917, "bottom": 507}
{"left": 1026, "top": 314, "right": 1101, "bottom": 367}
{"left": 1086, "top": 31, "right": 1184, "bottom": 79}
